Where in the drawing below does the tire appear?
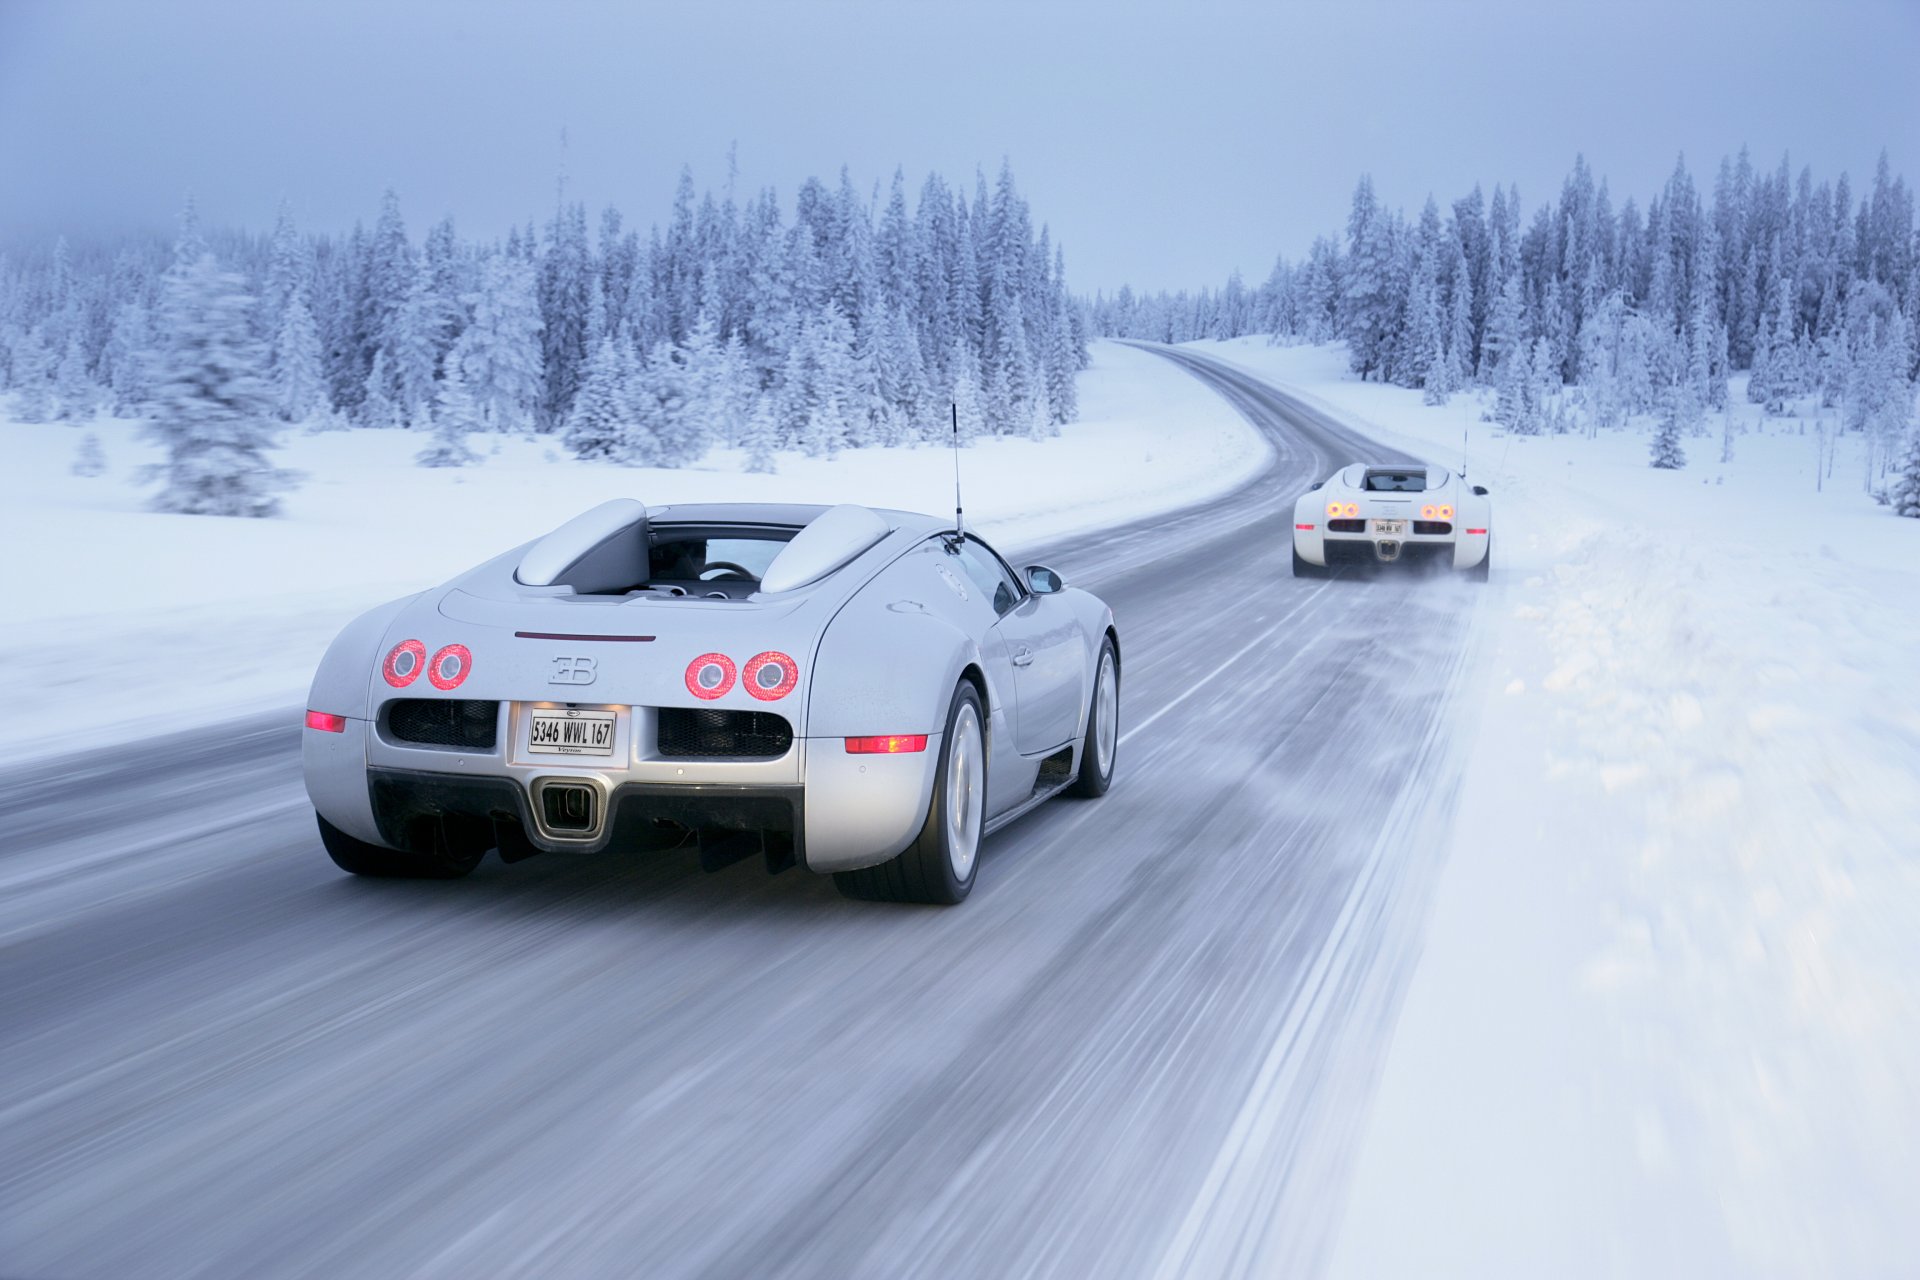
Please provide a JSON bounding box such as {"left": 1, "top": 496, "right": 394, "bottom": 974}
{"left": 833, "top": 682, "right": 986, "bottom": 905}
{"left": 1468, "top": 535, "right": 1491, "bottom": 583}
{"left": 317, "top": 813, "right": 486, "bottom": 879}
{"left": 1292, "top": 543, "right": 1327, "bottom": 578}
{"left": 1069, "top": 636, "right": 1119, "bottom": 798}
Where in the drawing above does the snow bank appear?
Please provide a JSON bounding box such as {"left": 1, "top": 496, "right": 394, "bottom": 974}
{"left": 0, "top": 340, "right": 1267, "bottom": 761}
{"left": 1188, "top": 338, "right": 1920, "bottom": 1276}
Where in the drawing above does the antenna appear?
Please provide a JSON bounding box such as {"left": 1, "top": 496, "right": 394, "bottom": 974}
{"left": 948, "top": 402, "right": 965, "bottom": 547}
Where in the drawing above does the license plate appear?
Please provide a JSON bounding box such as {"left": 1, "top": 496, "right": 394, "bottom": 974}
{"left": 528, "top": 708, "right": 617, "bottom": 756}
{"left": 1372, "top": 519, "right": 1407, "bottom": 536}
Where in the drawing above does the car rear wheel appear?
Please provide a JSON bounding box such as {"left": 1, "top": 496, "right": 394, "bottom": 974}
{"left": 1069, "top": 637, "right": 1118, "bottom": 798}
{"left": 1292, "top": 544, "right": 1327, "bottom": 578}
{"left": 1469, "top": 536, "right": 1492, "bottom": 583}
{"left": 317, "top": 813, "right": 487, "bottom": 879}
{"left": 834, "top": 682, "right": 985, "bottom": 905}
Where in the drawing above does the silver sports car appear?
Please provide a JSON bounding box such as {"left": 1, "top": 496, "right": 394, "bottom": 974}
{"left": 303, "top": 500, "right": 1120, "bottom": 904}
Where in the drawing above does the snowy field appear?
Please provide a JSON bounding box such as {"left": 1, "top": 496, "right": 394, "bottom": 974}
{"left": 1186, "top": 338, "right": 1920, "bottom": 1277}
{"left": 0, "top": 339, "right": 1266, "bottom": 763}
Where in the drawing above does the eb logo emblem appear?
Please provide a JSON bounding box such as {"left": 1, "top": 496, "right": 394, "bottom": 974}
{"left": 549, "top": 656, "right": 598, "bottom": 685}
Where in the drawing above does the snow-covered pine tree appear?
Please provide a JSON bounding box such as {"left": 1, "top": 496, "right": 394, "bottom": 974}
{"left": 272, "top": 291, "right": 324, "bottom": 422}
{"left": 803, "top": 306, "right": 856, "bottom": 458}
{"left": 948, "top": 337, "right": 985, "bottom": 444}
{"left": 106, "top": 302, "right": 152, "bottom": 415}
{"left": 1044, "top": 298, "right": 1078, "bottom": 424}
{"left": 1494, "top": 335, "right": 1534, "bottom": 433}
{"left": 140, "top": 252, "right": 297, "bottom": 516}
{"left": 459, "top": 254, "right": 544, "bottom": 434}
{"left": 1888, "top": 431, "right": 1920, "bottom": 518}
{"left": 418, "top": 360, "right": 483, "bottom": 467}
{"left": 71, "top": 432, "right": 107, "bottom": 477}
{"left": 54, "top": 330, "right": 96, "bottom": 420}
{"left": 627, "top": 341, "right": 704, "bottom": 467}
{"left": 741, "top": 390, "right": 778, "bottom": 473}
{"left": 359, "top": 351, "right": 400, "bottom": 429}
{"left": 10, "top": 330, "right": 54, "bottom": 421}
{"left": 563, "top": 334, "right": 632, "bottom": 460}
{"left": 1650, "top": 380, "right": 1688, "bottom": 469}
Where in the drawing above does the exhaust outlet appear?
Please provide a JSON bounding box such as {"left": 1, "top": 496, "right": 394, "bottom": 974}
{"left": 538, "top": 781, "right": 598, "bottom": 834}
{"left": 1376, "top": 540, "right": 1402, "bottom": 562}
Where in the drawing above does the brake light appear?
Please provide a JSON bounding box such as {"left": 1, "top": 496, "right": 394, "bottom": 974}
{"left": 1421, "top": 504, "right": 1436, "bottom": 519}
{"left": 685, "top": 652, "right": 737, "bottom": 700}
{"left": 305, "top": 710, "right": 346, "bottom": 733}
{"left": 1295, "top": 523, "right": 1316, "bottom": 531}
{"left": 428, "top": 643, "right": 472, "bottom": 691}
{"left": 1439, "top": 504, "right": 1455, "bottom": 520}
{"left": 846, "top": 734, "right": 929, "bottom": 754}
{"left": 1465, "top": 528, "right": 1488, "bottom": 535}
{"left": 1325, "top": 501, "right": 1358, "bottom": 518}
{"left": 382, "top": 639, "right": 426, "bottom": 687}
{"left": 743, "top": 651, "right": 798, "bottom": 701}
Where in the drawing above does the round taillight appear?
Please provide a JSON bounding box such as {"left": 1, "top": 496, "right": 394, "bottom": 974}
{"left": 1421, "top": 504, "right": 1437, "bottom": 519}
{"left": 686, "top": 652, "right": 736, "bottom": 700}
{"left": 428, "top": 643, "right": 472, "bottom": 691}
{"left": 743, "top": 650, "right": 798, "bottom": 701}
{"left": 1325, "top": 501, "right": 1342, "bottom": 519}
{"left": 383, "top": 639, "right": 426, "bottom": 687}
{"left": 1439, "top": 504, "right": 1455, "bottom": 520}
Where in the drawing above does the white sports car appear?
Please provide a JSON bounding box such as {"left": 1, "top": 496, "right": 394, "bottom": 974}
{"left": 304, "top": 500, "right": 1120, "bottom": 905}
{"left": 1291, "top": 464, "right": 1492, "bottom": 581}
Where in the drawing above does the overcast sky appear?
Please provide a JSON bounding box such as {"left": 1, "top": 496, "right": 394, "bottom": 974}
{"left": 0, "top": 0, "right": 1913, "bottom": 293}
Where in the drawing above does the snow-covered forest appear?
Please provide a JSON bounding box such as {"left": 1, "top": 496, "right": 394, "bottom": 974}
{"left": 0, "top": 160, "right": 1089, "bottom": 513}
{"left": 1093, "top": 150, "right": 1920, "bottom": 501}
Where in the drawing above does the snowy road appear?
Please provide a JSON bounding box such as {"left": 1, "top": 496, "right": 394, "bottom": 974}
{"left": 0, "top": 347, "right": 1480, "bottom": 1279}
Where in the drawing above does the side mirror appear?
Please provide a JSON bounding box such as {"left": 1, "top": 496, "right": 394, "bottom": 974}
{"left": 1472, "top": 485, "right": 1489, "bottom": 496}
{"left": 1025, "top": 565, "right": 1065, "bottom": 595}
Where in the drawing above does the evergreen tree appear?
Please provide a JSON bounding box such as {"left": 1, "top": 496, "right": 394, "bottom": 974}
{"left": 563, "top": 334, "right": 632, "bottom": 460}
{"left": 10, "top": 330, "right": 54, "bottom": 422}
{"left": 359, "top": 351, "right": 400, "bottom": 428}
{"left": 458, "top": 254, "right": 544, "bottom": 433}
{"left": 1650, "top": 381, "right": 1688, "bottom": 469}
{"left": 272, "top": 291, "right": 324, "bottom": 422}
{"left": 628, "top": 341, "right": 705, "bottom": 466}
{"left": 106, "top": 302, "right": 152, "bottom": 415}
{"left": 53, "top": 330, "right": 96, "bottom": 420}
{"left": 1888, "top": 432, "right": 1920, "bottom": 518}
{"left": 140, "top": 252, "right": 297, "bottom": 516}
{"left": 417, "top": 361, "right": 483, "bottom": 467}
{"left": 740, "top": 391, "right": 778, "bottom": 473}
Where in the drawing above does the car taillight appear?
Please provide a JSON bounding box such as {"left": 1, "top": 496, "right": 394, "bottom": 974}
{"left": 685, "top": 652, "right": 736, "bottom": 700}
{"left": 846, "top": 734, "right": 928, "bottom": 754}
{"left": 743, "top": 651, "right": 798, "bottom": 701}
{"left": 382, "top": 639, "right": 426, "bottom": 687}
{"left": 305, "top": 710, "right": 346, "bottom": 733}
{"left": 1465, "top": 527, "right": 1488, "bottom": 535}
{"left": 428, "top": 643, "right": 472, "bottom": 691}
{"left": 1295, "top": 523, "right": 1316, "bottom": 531}
{"left": 1438, "top": 504, "right": 1455, "bottom": 520}
{"left": 1325, "top": 501, "right": 1358, "bottom": 518}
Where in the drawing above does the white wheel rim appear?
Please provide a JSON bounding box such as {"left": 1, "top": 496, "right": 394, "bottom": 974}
{"left": 1094, "top": 651, "right": 1118, "bottom": 775}
{"left": 946, "top": 703, "right": 983, "bottom": 880}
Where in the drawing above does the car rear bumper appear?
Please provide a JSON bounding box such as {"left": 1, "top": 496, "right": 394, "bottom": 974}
{"left": 365, "top": 765, "right": 807, "bottom": 860}
{"left": 1294, "top": 531, "right": 1488, "bottom": 570}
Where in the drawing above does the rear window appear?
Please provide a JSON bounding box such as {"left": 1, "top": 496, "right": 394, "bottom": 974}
{"left": 1362, "top": 470, "right": 1429, "bottom": 492}
{"left": 648, "top": 529, "right": 795, "bottom": 583}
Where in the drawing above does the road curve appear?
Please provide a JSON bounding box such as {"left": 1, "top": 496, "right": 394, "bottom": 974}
{"left": 0, "top": 345, "right": 1477, "bottom": 1279}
